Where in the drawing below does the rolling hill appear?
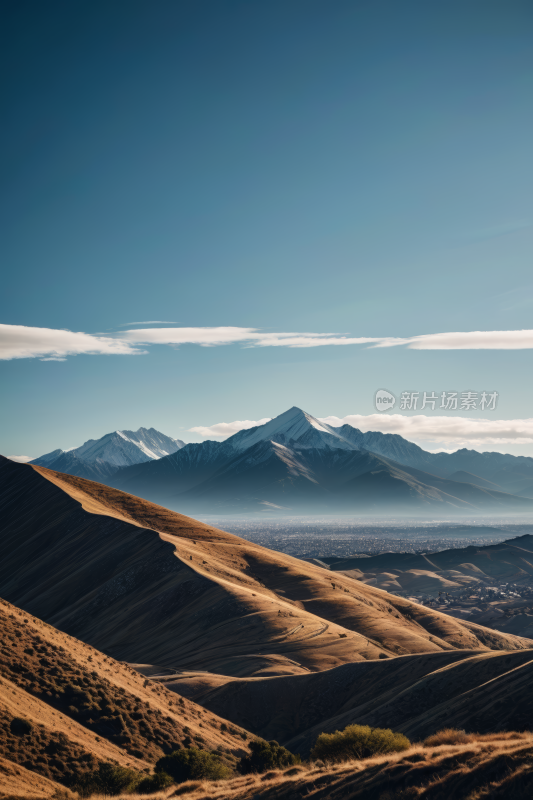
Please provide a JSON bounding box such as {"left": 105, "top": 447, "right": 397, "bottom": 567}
{"left": 164, "top": 648, "right": 533, "bottom": 757}
{"left": 1, "top": 456, "right": 529, "bottom": 683}
{"left": 326, "top": 535, "right": 533, "bottom": 587}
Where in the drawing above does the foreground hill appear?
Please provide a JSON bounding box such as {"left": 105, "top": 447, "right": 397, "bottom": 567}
{"left": 1, "top": 457, "right": 530, "bottom": 684}
{"left": 0, "top": 597, "right": 249, "bottom": 793}
{"left": 122, "top": 734, "right": 533, "bottom": 800}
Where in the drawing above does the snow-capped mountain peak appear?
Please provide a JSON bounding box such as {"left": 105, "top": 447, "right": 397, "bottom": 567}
{"left": 32, "top": 427, "right": 185, "bottom": 473}
{"left": 228, "top": 406, "right": 357, "bottom": 451}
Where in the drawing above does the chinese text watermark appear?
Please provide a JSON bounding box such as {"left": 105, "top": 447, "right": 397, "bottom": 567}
{"left": 375, "top": 389, "right": 498, "bottom": 412}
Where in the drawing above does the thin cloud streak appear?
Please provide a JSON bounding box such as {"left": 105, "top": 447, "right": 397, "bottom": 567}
{"left": 121, "top": 327, "right": 379, "bottom": 348}
{"left": 3, "top": 324, "right": 533, "bottom": 361}
{"left": 373, "top": 330, "right": 533, "bottom": 350}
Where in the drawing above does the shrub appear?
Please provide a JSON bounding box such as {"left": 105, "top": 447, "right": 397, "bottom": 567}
{"left": 10, "top": 717, "right": 32, "bottom": 735}
{"left": 137, "top": 770, "right": 174, "bottom": 793}
{"left": 423, "top": 728, "right": 473, "bottom": 746}
{"left": 310, "top": 724, "right": 410, "bottom": 763}
{"left": 72, "top": 762, "right": 142, "bottom": 796}
{"left": 238, "top": 739, "right": 301, "bottom": 774}
{"left": 156, "top": 747, "right": 232, "bottom": 783}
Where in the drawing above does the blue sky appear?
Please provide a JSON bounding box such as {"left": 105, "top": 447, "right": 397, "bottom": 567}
{"left": 1, "top": 0, "right": 533, "bottom": 457}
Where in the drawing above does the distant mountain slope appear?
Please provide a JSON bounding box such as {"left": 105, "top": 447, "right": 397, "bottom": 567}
{"left": 32, "top": 427, "right": 184, "bottom": 482}
{"left": 0, "top": 597, "right": 248, "bottom": 793}
{"left": 177, "top": 443, "right": 533, "bottom": 513}
{"left": 1, "top": 456, "right": 527, "bottom": 683}
{"left": 107, "top": 408, "right": 533, "bottom": 514}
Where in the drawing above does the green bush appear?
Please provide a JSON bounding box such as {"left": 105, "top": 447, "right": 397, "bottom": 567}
{"left": 137, "top": 770, "right": 174, "bottom": 793}
{"left": 311, "top": 724, "right": 410, "bottom": 763}
{"left": 238, "top": 739, "right": 300, "bottom": 774}
{"left": 156, "top": 747, "right": 232, "bottom": 783}
{"left": 72, "top": 762, "right": 142, "bottom": 796}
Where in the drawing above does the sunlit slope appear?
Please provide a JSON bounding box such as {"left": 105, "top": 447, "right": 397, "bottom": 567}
{"left": 1, "top": 457, "right": 530, "bottom": 681}
{"left": 0, "top": 755, "right": 74, "bottom": 799}
{"left": 0, "top": 597, "right": 249, "bottom": 791}
{"left": 329, "top": 535, "right": 533, "bottom": 585}
{"left": 166, "top": 648, "right": 533, "bottom": 755}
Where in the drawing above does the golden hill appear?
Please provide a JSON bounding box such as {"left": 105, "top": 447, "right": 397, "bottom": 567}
{"left": 0, "top": 597, "right": 249, "bottom": 793}
{"left": 0, "top": 457, "right": 530, "bottom": 684}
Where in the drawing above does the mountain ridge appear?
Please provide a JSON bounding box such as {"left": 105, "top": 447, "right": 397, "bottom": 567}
{"left": 31, "top": 426, "right": 184, "bottom": 482}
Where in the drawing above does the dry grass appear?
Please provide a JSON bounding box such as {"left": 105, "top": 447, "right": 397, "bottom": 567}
{"left": 0, "top": 598, "right": 248, "bottom": 791}
{"left": 79, "top": 733, "right": 533, "bottom": 800}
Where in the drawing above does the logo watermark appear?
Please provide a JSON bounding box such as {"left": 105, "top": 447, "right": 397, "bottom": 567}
{"left": 375, "top": 390, "right": 498, "bottom": 412}
{"left": 375, "top": 389, "right": 396, "bottom": 411}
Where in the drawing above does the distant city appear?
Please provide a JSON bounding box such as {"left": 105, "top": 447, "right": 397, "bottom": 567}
{"left": 196, "top": 516, "right": 533, "bottom": 558}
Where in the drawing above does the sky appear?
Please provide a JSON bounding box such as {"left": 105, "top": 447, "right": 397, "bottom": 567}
{"left": 1, "top": 0, "right": 533, "bottom": 458}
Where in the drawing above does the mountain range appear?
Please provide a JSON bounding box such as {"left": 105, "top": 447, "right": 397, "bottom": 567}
{"left": 109, "top": 408, "right": 533, "bottom": 514}
{"left": 26, "top": 407, "right": 533, "bottom": 514}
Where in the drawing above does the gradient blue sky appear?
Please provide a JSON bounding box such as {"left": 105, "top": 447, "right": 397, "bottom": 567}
{"left": 1, "top": 0, "right": 533, "bottom": 457}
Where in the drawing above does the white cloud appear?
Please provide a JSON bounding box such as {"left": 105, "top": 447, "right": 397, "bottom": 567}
{"left": 4, "top": 323, "right": 533, "bottom": 362}
{"left": 121, "top": 326, "right": 379, "bottom": 348}
{"left": 374, "top": 330, "right": 533, "bottom": 350}
{"left": 189, "top": 418, "right": 271, "bottom": 438}
{"left": 121, "top": 326, "right": 260, "bottom": 347}
{"left": 0, "top": 324, "right": 142, "bottom": 361}
{"left": 114, "top": 326, "right": 533, "bottom": 351}
{"left": 320, "top": 414, "right": 533, "bottom": 445}
{"left": 6, "top": 455, "right": 34, "bottom": 463}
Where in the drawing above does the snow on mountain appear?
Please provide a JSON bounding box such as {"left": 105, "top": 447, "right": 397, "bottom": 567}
{"left": 32, "top": 427, "right": 184, "bottom": 476}
{"left": 73, "top": 427, "right": 185, "bottom": 466}
{"left": 228, "top": 407, "right": 357, "bottom": 452}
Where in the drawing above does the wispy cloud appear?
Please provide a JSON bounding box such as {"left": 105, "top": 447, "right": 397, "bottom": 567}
{"left": 0, "top": 324, "right": 143, "bottom": 360}
{"left": 120, "top": 327, "right": 380, "bottom": 348}
{"left": 6, "top": 455, "right": 34, "bottom": 463}
{"left": 3, "top": 323, "right": 533, "bottom": 361}
{"left": 373, "top": 330, "right": 533, "bottom": 350}
{"left": 189, "top": 413, "right": 533, "bottom": 447}
{"left": 189, "top": 418, "right": 272, "bottom": 438}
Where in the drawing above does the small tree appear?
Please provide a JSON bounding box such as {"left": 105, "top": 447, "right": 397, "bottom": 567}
{"left": 156, "top": 747, "right": 231, "bottom": 783}
{"left": 238, "top": 739, "right": 300, "bottom": 774}
{"left": 311, "top": 724, "right": 410, "bottom": 763}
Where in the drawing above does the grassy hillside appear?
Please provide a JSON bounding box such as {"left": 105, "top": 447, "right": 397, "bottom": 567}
{"left": 1, "top": 457, "right": 530, "bottom": 685}
{"left": 0, "top": 598, "right": 249, "bottom": 792}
